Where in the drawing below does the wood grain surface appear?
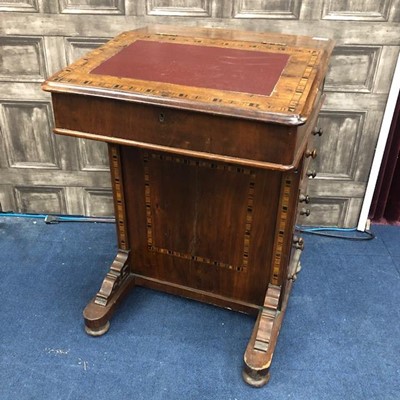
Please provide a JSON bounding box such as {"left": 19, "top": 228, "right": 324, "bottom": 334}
{"left": 44, "top": 25, "right": 332, "bottom": 386}
{"left": 43, "top": 25, "right": 334, "bottom": 125}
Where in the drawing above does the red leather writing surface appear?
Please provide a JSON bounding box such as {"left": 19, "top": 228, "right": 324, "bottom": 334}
{"left": 90, "top": 40, "right": 290, "bottom": 96}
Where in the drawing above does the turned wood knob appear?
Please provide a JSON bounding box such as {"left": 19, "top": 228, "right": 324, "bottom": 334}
{"left": 306, "top": 170, "right": 317, "bottom": 178}
{"left": 292, "top": 236, "right": 304, "bottom": 250}
{"left": 299, "top": 194, "right": 310, "bottom": 204}
{"left": 305, "top": 149, "right": 317, "bottom": 159}
{"left": 313, "top": 127, "right": 323, "bottom": 136}
{"left": 300, "top": 208, "right": 311, "bottom": 216}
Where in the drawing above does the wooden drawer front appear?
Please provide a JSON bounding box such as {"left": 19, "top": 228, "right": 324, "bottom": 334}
{"left": 52, "top": 93, "right": 299, "bottom": 168}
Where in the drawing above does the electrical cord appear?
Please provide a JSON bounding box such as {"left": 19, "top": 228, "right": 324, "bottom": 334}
{"left": 0, "top": 212, "right": 115, "bottom": 224}
{"left": 1, "top": 212, "right": 375, "bottom": 240}
{"left": 296, "top": 226, "right": 375, "bottom": 241}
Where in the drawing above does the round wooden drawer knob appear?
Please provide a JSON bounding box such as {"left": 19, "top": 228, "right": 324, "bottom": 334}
{"left": 313, "top": 127, "right": 323, "bottom": 136}
{"left": 306, "top": 170, "right": 317, "bottom": 178}
{"left": 305, "top": 149, "right": 318, "bottom": 159}
{"left": 293, "top": 236, "right": 304, "bottom": 250}
{"left": 300, "top": 208, "right": 311, "bottom": 216}
{"left": 299, "top": 194, "right": 310, "bottom": 203}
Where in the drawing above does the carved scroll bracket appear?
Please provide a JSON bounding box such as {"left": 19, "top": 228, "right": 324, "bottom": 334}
{"left": 243, "top": 283, "right": 283, "bottom": 386}
{"left": 94, "top": 250, "right": 130, "bottom": 306}
{"left": 254, "top": 284, "right": 281, "bottom": 352}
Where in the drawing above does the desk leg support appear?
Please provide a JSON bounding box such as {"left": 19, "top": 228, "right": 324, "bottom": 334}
{"left": 83, "top": 249, "right": 134, "bottom": 336}
{"left": 243, "top": 281, "right": 293, "bottom": 387}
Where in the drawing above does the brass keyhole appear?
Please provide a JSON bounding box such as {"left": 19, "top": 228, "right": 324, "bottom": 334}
{"left": 159, "top": 113, "right": 165, "bottom": 123}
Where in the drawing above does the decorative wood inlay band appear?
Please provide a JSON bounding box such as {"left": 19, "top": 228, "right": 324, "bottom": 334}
{"left": 143, "top": 152, "right": 256, "bottom": 272}
{"left": 243, "top": 180, "right": 255, "bottom": 270}
{"left": 94, "top": 250, "right": 130, "bottom": 306}
{"left": 46, "top": 31, "right": 322, "bottom": 116}
{"left": 143, "top": 154, "right": 154, "bottom": 251}
{"left": 147, "top": 152, "right": 255, "bottom": 174}
{"left": 254, "top": 284, "right": 281, "bottom": 352}
{"left": 271, "top": 176, "right": 293, "bottom": 285}
{"left": 288, "top": 51, "right": 320, "bottom": 112}
{"left": 109, "top": 144, "right": 128, "bottom": 250}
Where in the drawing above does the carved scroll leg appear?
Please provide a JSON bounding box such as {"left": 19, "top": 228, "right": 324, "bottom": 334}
{"left": 243, "top": 284, "right": 283, "bottom": 387}
{"left": 83, "top": 249, "right": 134, "bottom": 336}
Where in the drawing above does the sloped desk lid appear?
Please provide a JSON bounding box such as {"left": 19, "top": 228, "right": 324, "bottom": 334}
{"left": 42, "top": 25, "right": 334, "bottom": 125}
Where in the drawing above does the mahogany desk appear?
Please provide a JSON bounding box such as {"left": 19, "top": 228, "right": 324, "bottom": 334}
{"left": 42, "top": 25, "right": 333, "bottom": 387}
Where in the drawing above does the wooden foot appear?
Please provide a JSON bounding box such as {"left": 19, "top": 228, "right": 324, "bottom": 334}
{"left": 243, "top": 280, "right": 295, "bottom": 387}
{"left": 83, "top": 250, "right": 134, "bottom": 336}
{"left": 85, "top": 321, "right": 110, "bottom": 337}
{"left": 242, "top": 365, "right": 270, "bottom": 388}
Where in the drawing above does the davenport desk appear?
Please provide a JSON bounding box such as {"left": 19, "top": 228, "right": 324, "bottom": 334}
{"left": 42, "top": 25, "right": 333, "bottom": 387}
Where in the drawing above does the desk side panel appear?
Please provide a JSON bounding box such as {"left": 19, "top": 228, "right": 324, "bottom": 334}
{"left": 122, "top": 147, "right": 281, "bottom": 306}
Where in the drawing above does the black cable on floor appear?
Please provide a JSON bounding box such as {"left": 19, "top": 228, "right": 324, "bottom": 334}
{"left": 296, "top": 226, "right": 375, "bottom": 241}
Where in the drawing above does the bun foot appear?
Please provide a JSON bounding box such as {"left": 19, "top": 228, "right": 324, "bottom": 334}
{"left": 84, "top": 321, "right": 110, "bottom": 337}
{"left": 242, "top": 365, "right": 270, "bottom": 387}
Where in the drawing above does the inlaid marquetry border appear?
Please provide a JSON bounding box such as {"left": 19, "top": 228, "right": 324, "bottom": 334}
{"left": 109, "top": 144, "right": 128, "bottom": 250}
{"left": 143, "top": 152, "right": 256, "bottom": 272}
{"left": 46, "top": 31, "right": 323, "bottom": 116}
{"left": 271, "top": 175, "right": 293, "bottom": 285}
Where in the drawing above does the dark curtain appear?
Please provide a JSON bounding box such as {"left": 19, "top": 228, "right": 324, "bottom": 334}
{"left": 370, "top": 91, "right": 400, "bottom": 223}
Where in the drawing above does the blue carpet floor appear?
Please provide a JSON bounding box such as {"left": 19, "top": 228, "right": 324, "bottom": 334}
{"left": 0, "top": 217, "right": 399, "bottom": 400}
